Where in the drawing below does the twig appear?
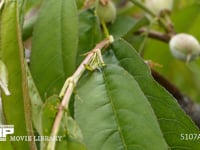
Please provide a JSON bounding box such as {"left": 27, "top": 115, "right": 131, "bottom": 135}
{"left": 47, "top": 37, "right": 113, "bottom": 150}
{"left": 135, "top": 28, "right": 171, "bottom": 42}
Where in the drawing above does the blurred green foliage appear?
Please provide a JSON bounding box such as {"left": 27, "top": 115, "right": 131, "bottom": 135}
{"left": 2, "top": 0, "right": 198, "bottom": 149}
{"left": 142, "top": 1, "right": 200, "bottom": 102}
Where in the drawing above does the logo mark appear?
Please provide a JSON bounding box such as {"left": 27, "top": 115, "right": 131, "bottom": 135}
{"left": 0, "top": 125, "right": 14, "bottom": 141}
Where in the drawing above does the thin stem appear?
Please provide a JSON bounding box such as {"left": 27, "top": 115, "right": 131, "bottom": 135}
{"left": 47, "top": 37, "right": 112, "bottom": 150}
{"left": 101, "top": 19, "right": 110, "bottom": 38}
{"left": 135, "top": 28, "right": 170, "bottom": 42}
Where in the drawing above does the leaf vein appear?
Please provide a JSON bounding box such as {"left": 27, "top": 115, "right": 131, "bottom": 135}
{"left": 102, "top": 71, "right": 128, "bottom": 150}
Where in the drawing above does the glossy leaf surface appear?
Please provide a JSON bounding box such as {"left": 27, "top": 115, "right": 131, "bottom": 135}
{"left": 30, "top": 0, "right": 78, "bottom": 99}
{"left": 110, "top": 39, "right": 200, "bottom": 149}
{"left": 75, "top": 65, "right": 168, "bottom": 150}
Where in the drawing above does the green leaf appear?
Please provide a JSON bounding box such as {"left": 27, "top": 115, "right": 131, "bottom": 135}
{"left": 30, "top": 0, "right": 78, "bottom": 99}
{"left": 76, "top": 0, "right": 85, "bottom": 9}
{"left": 77, "top": 8, "right": 102, "bottom": 65}
{"left": 0, "top": 0, "right": 35, "bottom": 149}
{"left": 108, "top": 16, "right": 137, "bottom": 38}
{"left": 110, "top": 39, "right": 200, "bottom": 149}
{"left": 75, "top": 65, "right": 168, "bottom": 150}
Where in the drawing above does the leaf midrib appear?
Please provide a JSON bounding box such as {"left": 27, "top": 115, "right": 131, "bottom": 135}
{"left": 102, "top": 71, "right": 128, "bottom": 150}
{"left": 59, "top": 0, "right": 66, "bottom": 78}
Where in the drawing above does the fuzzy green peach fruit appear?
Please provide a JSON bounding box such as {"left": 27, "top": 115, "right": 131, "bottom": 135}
{"left": 169, "top": 33, "right": 200, "bottom": 62}
{"left": 96, "top": 0, "right": 116, "bottom": 23}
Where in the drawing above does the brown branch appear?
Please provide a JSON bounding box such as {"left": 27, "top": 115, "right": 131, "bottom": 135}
{"left": 135, "top": 28, "right": 171, "bottom": 42}
{"left": 151, "top": 69, "right": 200, "bottom": 128}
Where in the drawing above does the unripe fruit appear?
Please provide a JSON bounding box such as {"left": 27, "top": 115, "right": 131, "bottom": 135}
{"left": 96, "top": 0, "right": 116, "bottom": 23}
{"left": 145, "top": 0, "right": 173, "bottom": 15}
{"left": 169, "top": 33, "right": 200, "bottom": 62}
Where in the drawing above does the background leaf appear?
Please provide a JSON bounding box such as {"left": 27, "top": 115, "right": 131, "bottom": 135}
{"left": 76, "top": 8, "right": 102, "bottom": 65}
{"left": 143, "top": 3, "right": 200, "bottom": 103}
{"left": 75, "top": 65, "right": 168, "bottom": 150}
{"left": 30, "top": 0, "right": 78, "bottom": 99}
{"left": 108, "top": 16, "right": 149, "bottom": 39}
{"left": 108, "top": 16, "right": 137, "bottom": 38}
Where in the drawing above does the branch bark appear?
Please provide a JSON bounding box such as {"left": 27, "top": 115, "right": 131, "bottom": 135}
{"left": 134, "top": 28, "right": 171, "bottom": 42}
